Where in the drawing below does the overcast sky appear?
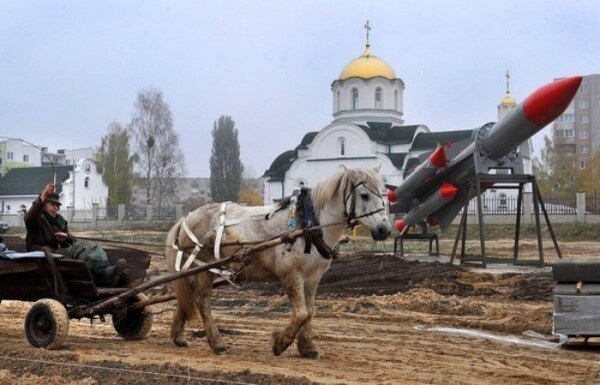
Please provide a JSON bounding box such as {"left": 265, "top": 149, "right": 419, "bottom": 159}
{"left": 1, "top": 1, "right": 598, "bottom": 177}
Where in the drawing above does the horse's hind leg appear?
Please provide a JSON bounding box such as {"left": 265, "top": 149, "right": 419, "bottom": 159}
{"left": 272, "top": 274, "right": 309, "bottom": 356}
{"left": 171, "top": 301, "right": 189, "bottom": 347}
{"left": 196, "top": 272, "right": 227, "bottom": 354}
{"left": 296, "top": 281, "right": 319, "bottom": 359}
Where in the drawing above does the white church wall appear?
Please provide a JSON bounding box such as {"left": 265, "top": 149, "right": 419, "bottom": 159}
{"left": 389, "top": 143, "right": 412, "bottom": 153}
{"left": 332, "top": 77, "right": 404, "bottom": 115}
{"left": 311, "top": 126, "right": 373, "bottom": 159}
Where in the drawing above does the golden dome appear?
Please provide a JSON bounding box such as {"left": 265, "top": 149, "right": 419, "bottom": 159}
{"left": 500, "top": 70, "right": 517, "bottom": 107}
{"left": 500, "top": 92, "right": 517, "bottom": 107}
{"left": 339, "top": 45, "right": 396, "bottom": 80}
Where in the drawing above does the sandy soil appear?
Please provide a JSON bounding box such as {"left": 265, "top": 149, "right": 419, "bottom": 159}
{"left": 1, "top": 237, "right": 600, "bottom": 384}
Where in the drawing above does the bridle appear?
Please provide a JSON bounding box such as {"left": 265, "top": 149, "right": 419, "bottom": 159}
{"left": 342, "top": 180, "right": 386, "bottom": 229}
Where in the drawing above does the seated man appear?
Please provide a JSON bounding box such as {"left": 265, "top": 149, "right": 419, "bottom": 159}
{"left": 25, "top": 183, "right": 127, "bottom": 287}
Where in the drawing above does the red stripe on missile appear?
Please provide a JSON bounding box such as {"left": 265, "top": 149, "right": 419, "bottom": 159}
{"left": 429, "top": 145, "right": 447, "bottom": 168}
{"left": 523, "top": 76, "right": 582, "bottom": 127}
{"left": 394, "top": 219, "right": 405, "bottom": 232}
{"left": 387, "top": 189, "right": 397, "bottom": 202}
{"left": 439, "top": 183, "right": 458, "bottom": 199}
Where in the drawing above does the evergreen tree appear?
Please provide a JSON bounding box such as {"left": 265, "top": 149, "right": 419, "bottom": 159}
{"left": 210, "top": 116, "right": 243, "bottom": 202}
{"left": 98, "top": 121, "right": 136, "bottom": 212}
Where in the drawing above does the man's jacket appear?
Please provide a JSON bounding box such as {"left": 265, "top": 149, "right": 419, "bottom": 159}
{"left": 24, "top": 196, "right": 73, "bottom": 252}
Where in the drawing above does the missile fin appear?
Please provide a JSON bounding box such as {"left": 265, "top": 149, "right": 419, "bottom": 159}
{"left": 432, "top": 186, "right": 470, "bottom": 232}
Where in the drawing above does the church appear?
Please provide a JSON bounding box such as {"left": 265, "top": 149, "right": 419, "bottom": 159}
{"left": 263, "top": 24, "right": 531, "bottom": 205}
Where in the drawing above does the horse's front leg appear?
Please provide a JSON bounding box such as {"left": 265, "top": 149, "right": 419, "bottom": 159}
{"left": 196, "top": 272, "right": 227, "bottom": 354}
{"left": 296, "top": 281, "right": 319, "bottom": 359}
{"left": 272, "top": 274, "right": 309, "bottom": 356}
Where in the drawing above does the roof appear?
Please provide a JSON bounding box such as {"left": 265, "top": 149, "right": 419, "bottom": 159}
{"left": 385, "top": 153, "right": 407, "bottom": 169}
{"left": 295, "top": 132, "right": 319, "bottom": 150}
{"left": 263, "top": 150, "right": 297, "bottom": 180}
{"left": 0, "top": 166, "right": 72, "bottom": 196}
{"left": 358, "top": 122, "right": 421, "bottom": 145}
{"left": 410, "top": 129, "right": 477, "bottom": 151}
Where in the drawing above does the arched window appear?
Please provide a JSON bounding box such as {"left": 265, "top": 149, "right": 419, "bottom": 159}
{"left": 352, "top": 89, "right": 359, "bottom": 110}
{"left": 84, "top": 176, "right": 90, "bottom": 189}
{"left": 394, "top": 90, "right": 399, "bottom": 110}
{"left": 375, "top": 88, "right": 383, "bottom": 109}
{"left": 336, "top": 90, "right": 341, "bottom": 111}
{"left": 338, "top": 137, "right": 346, "bottom": 156}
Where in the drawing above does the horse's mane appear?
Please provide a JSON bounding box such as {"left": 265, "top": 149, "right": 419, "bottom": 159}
{"left": 311, "top": 167, "right": 382, "bottom": 217}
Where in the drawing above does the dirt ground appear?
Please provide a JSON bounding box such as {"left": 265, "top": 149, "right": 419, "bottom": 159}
{"left": 1, "top": 235, "right": 600, "bottom": 384}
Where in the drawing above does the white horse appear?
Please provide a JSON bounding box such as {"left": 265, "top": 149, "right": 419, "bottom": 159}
{"left": 165, "top": 166, "right": 391, "bottom": 358}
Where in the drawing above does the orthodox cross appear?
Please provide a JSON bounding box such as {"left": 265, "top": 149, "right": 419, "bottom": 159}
{"left": 364, "top": 20, "right": 371, "bottom": 47}
{"left": 506, "top": 70, "right": 511, "bottom": 94}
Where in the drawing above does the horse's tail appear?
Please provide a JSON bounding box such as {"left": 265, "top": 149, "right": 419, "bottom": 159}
{"left": 166, "top": 217, "right": 200, "bottom": 321}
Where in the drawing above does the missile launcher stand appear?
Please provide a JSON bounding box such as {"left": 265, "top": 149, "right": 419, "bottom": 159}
{"left": 450, "top": 127, "right": 562, "bottom": 267}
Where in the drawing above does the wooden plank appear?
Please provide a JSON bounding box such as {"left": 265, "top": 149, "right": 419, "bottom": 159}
{"left": 553, "top": 259, "right": 600, "bottom": 283}
{"left": 554, "top": 313, "right": 600, "bottom": 336}
{"left": 554, "top": 284, "right": 600, "bottom": 295}
{"left": 0, "top": 275, "right": 53, "bottom": 301}
{"left": 0, "top": 261, "right": 39, "bottom": 275}
{"left": 57, "top": 259, "right": 94, "bottom": 281}
{"left": 554, "top": 295, "right": 600, "bottom": 313}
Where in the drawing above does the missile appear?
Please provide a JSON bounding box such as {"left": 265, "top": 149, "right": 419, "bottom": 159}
{"left": 391, "top": 76, "right": 582, "bottom": 232}
{"left": 481, "top": 76, "right": 583, "bottom": 160}
{"left": 394, "top": 182, "right": 458, "bottom": 232}
{"left": 388, "top": 144, "right": 448, "bottom": 203}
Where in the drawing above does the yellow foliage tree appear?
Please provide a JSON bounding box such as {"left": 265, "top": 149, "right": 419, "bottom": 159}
{"left": 581, "top": 148, "right": 600, "bottom": 196}
{"left": 238, "top": 189, "right": 263, "bottom": 206}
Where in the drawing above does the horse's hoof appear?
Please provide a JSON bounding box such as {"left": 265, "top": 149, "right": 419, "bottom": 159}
{"left": 301, "top": 350, "right": 319, "bottom": 359}
{"left": 272, "top": 331, "right": 286, "bottom": 356}
{"left": 173, "top": 339, "right": 189, "bottom": 347}
{"left": 213, "top": 347, "right": 227, "bottom": 355}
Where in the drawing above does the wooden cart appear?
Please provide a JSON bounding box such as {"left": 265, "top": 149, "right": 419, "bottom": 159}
{"left": 0, "top": 243, "right": 153, "bottom": 349}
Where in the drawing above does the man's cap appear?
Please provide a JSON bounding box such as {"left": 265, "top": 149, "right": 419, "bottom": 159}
{"left": 46, "top": 193, "right": 61, "bottom": 206}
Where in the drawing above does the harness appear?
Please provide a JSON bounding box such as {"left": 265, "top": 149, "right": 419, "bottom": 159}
{"left": 342, "top": 180, "right": 386, "bottom": 229}
{"left": 171, "top": 202, "right": 282, "bottom": 286}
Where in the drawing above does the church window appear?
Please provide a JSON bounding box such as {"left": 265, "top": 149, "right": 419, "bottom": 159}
{"left": 394, "top": 90, "right": 398, "bottom": 110}
{"left": 336, "top": 90, "right": 341, "bottom": 111}
{"left": 352, "top": 89, "right": 359, "bottom": 110}
{"left": 375, "top": 88, "right": 383, "bottom": 109}
{"left": 84, "top": 176, "right": 90, "bottom": 188}
{"left": 339, "top": 137, "right": 346, "bottom": 156}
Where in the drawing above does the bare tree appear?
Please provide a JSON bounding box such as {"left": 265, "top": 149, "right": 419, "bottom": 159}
{"left": 130, "top": 88, "right": 186, "bottom": 214}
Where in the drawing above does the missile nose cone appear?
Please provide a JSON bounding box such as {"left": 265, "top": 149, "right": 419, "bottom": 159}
{"left": 394, "top": 219, "right": 405, "bottom": 232}
{"left": 387, "top": 189, "right": 397, "bottom": 202}
{"left": 523, "top": 76, "right": 583, "bottom": 127}
{"left": 429, "top": 145, "right": 447, "bottom": 168}
{"left": 439, "top": 182, "right": 458, "bottom": 198}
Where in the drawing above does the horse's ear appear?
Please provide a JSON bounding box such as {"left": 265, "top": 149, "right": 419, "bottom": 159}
{"left": 372, "top": 163, "right": 382, "bottom": 173}
{"left": 341, "top": 164, "right": 349, "bottom": 172}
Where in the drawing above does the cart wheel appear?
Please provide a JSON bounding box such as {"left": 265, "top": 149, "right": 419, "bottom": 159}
{"left": 24, "top": 299, "right": 69, "bottom": 349}
{"left": 112, "top": 293, "right": 153, "bottom": 340}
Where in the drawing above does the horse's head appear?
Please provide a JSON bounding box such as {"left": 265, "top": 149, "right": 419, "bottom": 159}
{"left": 340, "top": 166, "right": 392, "bottom": 241}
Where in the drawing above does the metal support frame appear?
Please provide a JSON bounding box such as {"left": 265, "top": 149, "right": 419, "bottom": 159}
{"left": 450, "top": 173, "right": 562, "bottom": 267}
{"left": 393, "top": 233, "right": 439, "bottom": 258}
